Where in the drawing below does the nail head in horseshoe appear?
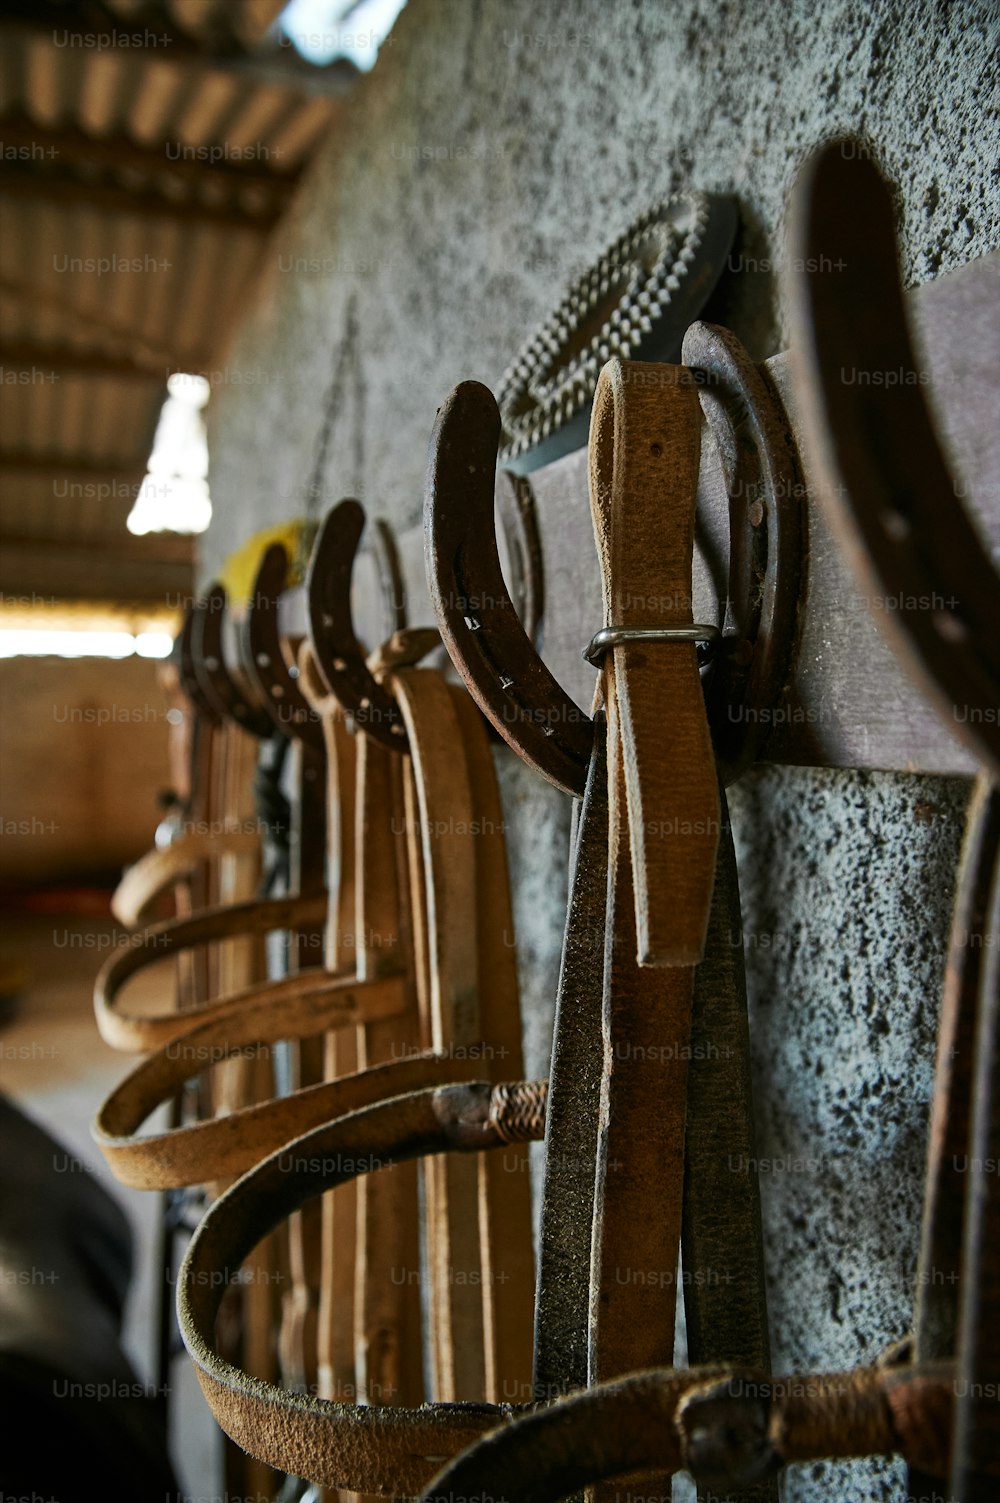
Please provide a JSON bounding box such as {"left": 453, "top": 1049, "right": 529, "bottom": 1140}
{"left": 425, "top": 380, "right": 594, "bottom": 798}
{"left": 245, "top": 543, "right": 323, "bottom": 752}
{"left": 191, "top": 584, "right": 274, "bottom": 739}
{"left": 305, "top": 499, "right": 411, "bottom": 754}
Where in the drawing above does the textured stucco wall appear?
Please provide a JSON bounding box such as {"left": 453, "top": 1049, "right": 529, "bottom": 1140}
{"left": 202, "top": 0, "right": 998, "bottom": 578}
{"left": 199, "top": 2, "right": 997, "bottom": 1497}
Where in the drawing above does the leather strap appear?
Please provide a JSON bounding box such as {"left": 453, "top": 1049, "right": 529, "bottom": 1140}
{"left": 93, "top": 979, "right": 416, "bottom": 1186}
{"left": 586, "top": 362, "right": 719, "bottom": 1503}
{"left": 177, "top": 1081, "right": 546, "bottom": 1494}
{"left": 913, "top": 776, "right": 1000, "bottom": 1379}
{"left": 111, "top": 828, "right": 261, "bottom": 929}
{"left": 532, "top": 713, "right": 608, "bottom": 1403}
{"left": 176, "top": 682, "right": 221, "bottom": 1007}
{"left": 93, "top": 892, "right": 329, "bottom": 1051}
{"left": 588, "top": 357, "right": 719, "bottom": 966}
{"left": 349, "top": 729, "right": 423, "bottom": 1412}
{"left": 200, "top": 720, "right": 267, "bottom": 1140}
{"left": 449, "top": 685, "right": 535, "bottom": 1404}
{"left": 280, "top": 731, "right": 329, "bottom": 1399}
{"left": 682, "top": 786, "right": 775, "bottom": 1503}
{"left": 951, "top": 775, "right": 1000, "bottom": 1498}
{"left": 417, "top": 1355, "right": 960, "bottom": 1501}
{"left": 299, "top": 641, "right": 364, "bottom": 1412}
{"left": 390, "top": 666, "right": 486, "bottom": 1401}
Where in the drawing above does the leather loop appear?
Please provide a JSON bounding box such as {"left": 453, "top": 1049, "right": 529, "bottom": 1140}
{"left": 96, "top": 626, "right": 534, "bottom": 1447}
{"left": 93, "top": 892, "right": 328, "bottom": 1051}
{"left": 417, "top": 1357, "right": 959, "bottom": 1500}
{"left": 111, "top": 828, "right": 260, "bottom": 929}
{"left": 93, "top": 982, "right": 429, "bottom": 1187}
{"left": 177, "top": 1081, "right": 546, "bottom": 1493}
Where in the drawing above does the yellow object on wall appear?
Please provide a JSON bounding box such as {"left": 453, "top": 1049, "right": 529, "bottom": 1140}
{"left": 217, "top": 519, "right": 315, "bottom": 607}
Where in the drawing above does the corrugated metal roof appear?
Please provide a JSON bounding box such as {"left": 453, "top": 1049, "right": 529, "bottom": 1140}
{"left": 0, "top": 0, "right": 348, "bottom": 601}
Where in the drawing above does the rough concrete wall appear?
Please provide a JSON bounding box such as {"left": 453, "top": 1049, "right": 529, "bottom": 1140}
{"left": 202, "top": 0, "right": 998, "bottom": 578}
{"left": 729, "top": 767, "right": 970, "bottom": 1500}
{"left": 199, "top": 2, "right": 997, "bottom": 1497}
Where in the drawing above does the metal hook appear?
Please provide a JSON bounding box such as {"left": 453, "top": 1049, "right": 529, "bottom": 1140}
{"left": 305, "top": 499, "right": 433, "bottom": 754}
{"left": 788, "top": 138, "right": 1000, "bottom": 776}
{"left": 191, "top": 583, "right": 274, "bottom": 739}
{"left": 243, "top": 543, "right": 324, "bottom": 752}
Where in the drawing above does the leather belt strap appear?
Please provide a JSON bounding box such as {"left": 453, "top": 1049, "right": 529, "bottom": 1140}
{"left": 449, "top": 685, "right": 535, "bottom": 1404}
{"left": 177, "top": 1080, "right": 546, "bottom": 1495}
{"left": 682, "top": 786, "right": 776, "bottom": 1503}
{"left": 390, "top": 666, "right": 485, "bottom": 1401}
{"left": 349, "top": 727, "right": 423, "bottom": 1413}
{"left": 281, "top": 740, "right": 331, "bottom": 1402}
{"left": 950, "top": 775, "right": 1000, "bottom": 1499}
{"left": 175, "top": 617, "right": 222, "bottom": 1007}
{"left": 299, "top": 642, "right": 364, "bottom": 1414}
{"left": 586, "top": 363, "right": 719, "bottom": 1471}
{"left": 912, "top": 778, "right": 1000, "bottom": 1387}
{"left": 588, "top": 357, "right": 719, "bottom": 966}
{"left": 532, "top": 713, "right": 608, "bottom": 1403}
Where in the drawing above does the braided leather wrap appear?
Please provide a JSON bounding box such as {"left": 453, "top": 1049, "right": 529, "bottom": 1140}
{"left": 489, "top": 1079, "right": 548, "bottom": 1144}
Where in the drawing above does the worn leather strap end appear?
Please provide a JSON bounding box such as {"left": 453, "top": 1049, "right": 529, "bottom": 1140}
{"left": 589, "top": 357, "right": 720, "bottom": 966}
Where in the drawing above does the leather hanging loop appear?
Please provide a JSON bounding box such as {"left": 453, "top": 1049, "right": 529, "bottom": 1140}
{"left": 176, "top": 1079, "right": 548, "bottom": 1493}
{"left": 588, "top": 357, "right": 720, "bottom": 966}
{"left": 416, "top": 1356, "right": 959, "bottom": 1500}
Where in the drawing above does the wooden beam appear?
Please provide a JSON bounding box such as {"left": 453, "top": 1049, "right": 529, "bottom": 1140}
{"left": 1, "top": 0, "right": 357, "bottom": 98}
{"left": 0, "top": 451, "right": 149, "bottom": 477}
{"left": 0, "top": 116, "right": 303, "bottom": 199}
{"left": 0, "top": 531, "right": 194, "bottom": 563}
{"left": 0, "top": 275, "right": 207, "bottom": 373}
{"left": 0, "top": 343, "right": 165, "bottom": 378}
{"left": 0, "top": 167, "right": 286, "bottom": 228}
{"left": 0, "top": 532, "right": 194, "bottom": 604}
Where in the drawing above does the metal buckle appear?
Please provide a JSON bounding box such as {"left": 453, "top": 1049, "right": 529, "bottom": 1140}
{"left": 582, "top": 623, "right": 721, "bottom": 666}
